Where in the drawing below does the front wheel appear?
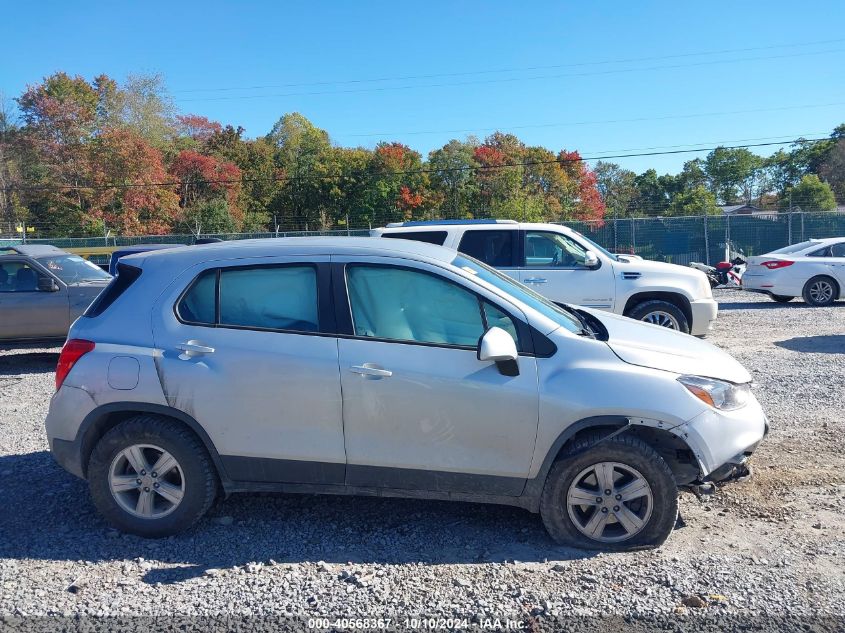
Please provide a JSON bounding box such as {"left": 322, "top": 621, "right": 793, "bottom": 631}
{"left": 802, "top": 276, "right": 839, "bottom": 307}
{"left": 540, "top": 433, "right": 678, "bottom": 550}
{"left": 626, "top": 300, "right": 690, "bottom": 334}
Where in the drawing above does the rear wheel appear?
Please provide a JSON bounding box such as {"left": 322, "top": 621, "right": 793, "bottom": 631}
{"left": 626, "top": 300, "right": 690, "bottom": 334}
{"left": 802, "top": 276, "right": 838, "bottom": 307}
{"left": 540, "top": 433, "right": 678, "bottom": 550}
{"left": 770, "top": 294, "right": 794, "bottom": 303}
{"left": 88, "top": 415, "right": 218, "bottom": 537}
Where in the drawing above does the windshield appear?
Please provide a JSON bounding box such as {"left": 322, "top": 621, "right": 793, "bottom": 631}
{"left": 37, "top": 255, "right": 111, "bottom": 284}
{"left": 451, "top": 254, "right": 584, "bottom": 335}
{"left": 570, "top": 230, "right": 618, "bottom": 261}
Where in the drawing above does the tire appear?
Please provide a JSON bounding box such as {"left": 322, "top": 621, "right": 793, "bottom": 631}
{"left": 802, "top": 276, "right": 839, "bottom": 307}
{"left": 539, "top": 432, "right": 678, "bottom": 551}
{"left": 626, "top": 299, "right": 690, "bottom": 334}
{"left": 88, "top": 415, "right": 219, "bottom": 537}
{"left": 770, "top": 294, "right": 794, "bottom": 303}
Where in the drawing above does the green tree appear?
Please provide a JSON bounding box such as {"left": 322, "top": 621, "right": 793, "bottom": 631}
{"left": 595, "top": 161, "right": 637, "bottom": 218}
{"left": 819, "top": 138, "right": 845, "bottom": 204}
{"left": 267, "top": 113, "right": 333, "bottom": 229}
{"left": 667, "top": 185, "right": 720, "bottom": 216}
{"left": 785, "top": 174, "right": 836, "bottom": 211}
{"left": 427, "top": 138, "right": 479, "bottom": 219}
{"left": 178, "top": 198, "right": 237, "bottom": 235}
{"left": 631, "top": 169, "right": 670, "bottom": 216}
{"left": 704, "top": 147, "right": 762, "bottom": 204}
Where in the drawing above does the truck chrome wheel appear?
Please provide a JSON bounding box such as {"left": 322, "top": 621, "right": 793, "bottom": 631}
{"left": 642, "top": 311, "right": 680, "bottom": 329}
{"left": 109, "top": 444, "right": 185, "bottom": 519}
{"left": 566, "top": 461, "right": 653, "bottom": 543}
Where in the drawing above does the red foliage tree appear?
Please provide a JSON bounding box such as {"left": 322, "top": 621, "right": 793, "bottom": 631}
{"left": 169, "top": 150, "right": 243, "bottom": 226}
{"left": 176, "top": 114, "right": 223, "bottom": 143}
{"left": 558, "top": 150, "right": 606, "bottom": 222}
{"left": 89, "top": 128, "right": 180, "bottom": 234}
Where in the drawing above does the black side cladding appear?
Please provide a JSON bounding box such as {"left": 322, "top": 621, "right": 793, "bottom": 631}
{"left": 84, "top": 263, "right": 142, "bottom": 317}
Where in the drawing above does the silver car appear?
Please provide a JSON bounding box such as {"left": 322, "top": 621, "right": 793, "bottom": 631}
{"left": 0, "top": 245, "right": 112, "bottom": 344}
{"left": 45, "top": 238, "right": 767, "bottom": 549}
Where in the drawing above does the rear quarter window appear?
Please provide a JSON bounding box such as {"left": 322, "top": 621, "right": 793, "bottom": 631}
{"left": 457, "top": 230, "right": 516, "bottom": 267}
{"left": 84, "top": 264, "right": 142, "bottom": 317}
{"left": 382, "top": 231, "right": 448, "bottom": 246}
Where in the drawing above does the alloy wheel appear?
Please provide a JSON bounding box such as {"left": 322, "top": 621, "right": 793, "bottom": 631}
{"left": 809, "top": 280, "right": 834, "bottom": 304}
{"left": 109, "top": 444, "right": 185, "bottom": 519}
{"left": 641, "top": 310, "right": 680, "bottom": 329}
{"left": 566, "top": 461, "right": 653, "bottom": 543}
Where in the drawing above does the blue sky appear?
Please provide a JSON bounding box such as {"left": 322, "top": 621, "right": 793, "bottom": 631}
{"left": 3, "top": 1, "right": 844, "bottom": 174}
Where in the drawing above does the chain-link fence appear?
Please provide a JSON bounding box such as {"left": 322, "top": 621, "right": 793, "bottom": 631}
{"left": 3, "top": 211, "right": 844, "bottom": 266}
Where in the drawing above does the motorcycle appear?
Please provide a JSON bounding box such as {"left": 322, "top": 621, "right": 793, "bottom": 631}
{"left": 690, "top": 256, "right": 746, "bottom": 288}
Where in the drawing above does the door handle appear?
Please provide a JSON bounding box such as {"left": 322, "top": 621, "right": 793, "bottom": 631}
{"left": 350, "top": 364, "right": 392, "bottom": 378}
{"left": 177, "top": 341, "right": 215, "bottom": 359}
{"left": 523, "top": 277, "right": 548, "bottom": 284}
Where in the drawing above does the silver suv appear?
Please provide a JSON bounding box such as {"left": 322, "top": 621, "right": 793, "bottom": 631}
{"left": 46, "top": 238, "right": 767, "bottom": 549}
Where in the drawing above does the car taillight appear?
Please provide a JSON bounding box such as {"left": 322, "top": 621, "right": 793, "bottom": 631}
{"left": 761, "top": 260, "right": 794, "bottom": 270}
{"left": 56, "top": 339, "right": 95, "bottom": 390}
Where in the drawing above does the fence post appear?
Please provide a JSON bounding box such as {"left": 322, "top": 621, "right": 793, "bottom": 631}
{"left": 725, "top": 214, "right": 731, "bottom": 261}
{"left": 613, "top": 214, "right": 618, "bottom": 252}
{"left": 801, "top": 211, "right": 805, "bottom": 242}
{"left": 788, "top": 208, "right": 793, "bottom": 245}
{"left": 631, "top": 217, "right": 636, "bottom": 254}
{"left": 703, "top": 213, "right": 710, "bottom": 265}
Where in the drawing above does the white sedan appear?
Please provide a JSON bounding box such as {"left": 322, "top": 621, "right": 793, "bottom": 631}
{"left": 743, "top": 238, "right": 845, "bottom": 305}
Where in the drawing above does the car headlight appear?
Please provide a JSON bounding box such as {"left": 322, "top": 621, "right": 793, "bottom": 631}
{"left": 678, "top": 375, "right": 750, "bottom": 410}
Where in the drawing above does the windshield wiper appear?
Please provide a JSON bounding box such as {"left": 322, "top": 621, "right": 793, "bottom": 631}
{"left": 556, "top": 303, "right": 596, "bottom": 338}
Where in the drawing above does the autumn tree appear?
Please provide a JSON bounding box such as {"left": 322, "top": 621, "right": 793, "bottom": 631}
{"left": 169, "top": 150, "right": 242, "bottom": 233}
{"left": 15, "top": 73, "right": 102, "bottom": 234}
{"left": 89, "top": 128, "right": 179, "bottom": 234}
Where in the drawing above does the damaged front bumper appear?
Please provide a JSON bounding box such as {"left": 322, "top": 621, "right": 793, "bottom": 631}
{"left": 673, "top": 396, "right": 769, "bottom": 487}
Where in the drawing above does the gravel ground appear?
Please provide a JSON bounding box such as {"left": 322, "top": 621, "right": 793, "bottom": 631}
{"left": 1, "top": 290, "right": 844, "bottom": 630}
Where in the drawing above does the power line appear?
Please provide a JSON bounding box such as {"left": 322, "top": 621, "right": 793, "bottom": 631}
{"left": 3, "top": 138, "right": 829, "bottom": 193}
{"left": 336, "top": 102, "right": 845, "bottom": 138}
{"left": 176, "top": 48, "right": 845, "bottom": 103}
{"left": 173, "top": 37, "right": 845, "bottom": 94}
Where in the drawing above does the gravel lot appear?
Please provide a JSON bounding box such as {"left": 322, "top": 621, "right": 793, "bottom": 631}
{"left": 1, "top": 290, "right": 844, "bottom": 629}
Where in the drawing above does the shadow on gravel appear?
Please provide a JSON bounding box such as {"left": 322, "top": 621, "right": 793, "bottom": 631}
{"left": 718, "top": 300, "right": 843, "bottom": 311}
{"left": 0, "top": 451, "right": 597, "bottom": 586}
{"left": 775, "top": 335, "right": 845, "bottom": 354}
{"left": 0, "top": 351, "right": 60, "bottom": 375}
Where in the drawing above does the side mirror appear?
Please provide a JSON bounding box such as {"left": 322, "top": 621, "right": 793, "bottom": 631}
{"left": 583, "top": 251, "right": 599, "bottom": 268}
{"left": 478, "top": 327, "right": 519, "bottom": 376}
{"left": 38, "top": 277, "right": 60, "bottom": 292}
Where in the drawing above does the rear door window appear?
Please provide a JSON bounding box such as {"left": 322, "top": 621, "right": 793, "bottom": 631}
{"left": 219, "top": 266, "right": 318, "bottom": 332}
{"left": 382, "top": 231, "right": 447, "bottom": 246}
{"left": 457, "top": 230, "right": 515, "bottom": 267}
{"left": 177, "top": 265, "right": 320, "bottom": 333}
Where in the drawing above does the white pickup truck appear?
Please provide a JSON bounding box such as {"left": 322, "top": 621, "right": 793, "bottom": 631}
{"left": 372, "top": 220, "right": 717, "bottom": 336}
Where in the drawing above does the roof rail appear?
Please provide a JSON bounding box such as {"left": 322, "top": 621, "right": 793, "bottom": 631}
{"left": 385, "top": 219, "right": 518, "bottom": 228}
